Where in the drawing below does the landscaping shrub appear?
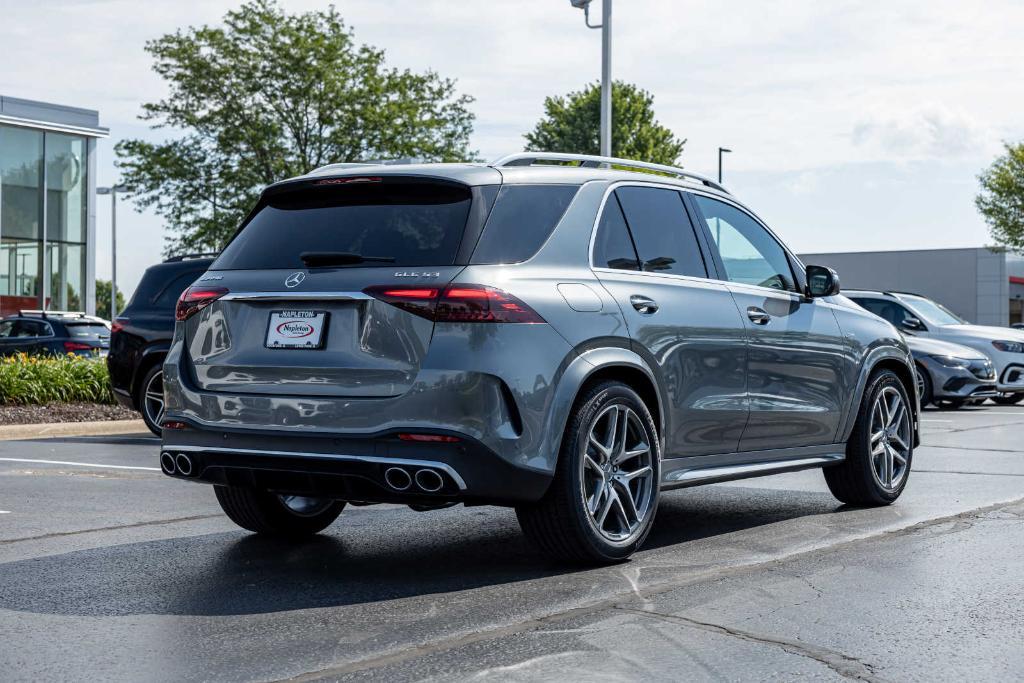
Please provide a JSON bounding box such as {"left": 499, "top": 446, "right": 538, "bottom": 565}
{"left": 0, "top": 353, "right": 114, "bottom": 405}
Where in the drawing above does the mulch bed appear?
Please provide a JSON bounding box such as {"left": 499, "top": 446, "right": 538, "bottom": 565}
{"left": 0, "top": 402, "right": 139, "bottom": 426}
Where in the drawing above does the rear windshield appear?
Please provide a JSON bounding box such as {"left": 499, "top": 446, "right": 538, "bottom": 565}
{"left": 471, "top": 185, "right": 578, "bottom": 264}
{"left": 65, "top": 322, "right": 110, "bottom": 337}
{"left": 213, "top": 180, "right": 473, "bottom": 270}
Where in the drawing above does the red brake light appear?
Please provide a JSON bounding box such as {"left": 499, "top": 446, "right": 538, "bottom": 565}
{"left": 63, "top": 341, "right": 92, "bottom": 351}
{"left": 363, "top": 285, "right": 544, "bottom": 323}
{"left": 176, "top": 286, "right": 229, "bottom": 322}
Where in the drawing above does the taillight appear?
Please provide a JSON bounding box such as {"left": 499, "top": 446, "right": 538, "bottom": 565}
{"left": 110, "top": 321, "right": 125, "bottom": 334}
{"left": 176, "top": 286, "right": 229, "bottom": 322}
{"left": 64, "top": 341, "right": 92, "bottom": 351}
{"left": 363, "top": 284, "right": 545, "bottom": 323}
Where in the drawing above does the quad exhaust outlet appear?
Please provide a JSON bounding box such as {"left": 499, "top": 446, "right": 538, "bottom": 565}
{"left": 384, "top": 466, "right": 446, "bottom": 493}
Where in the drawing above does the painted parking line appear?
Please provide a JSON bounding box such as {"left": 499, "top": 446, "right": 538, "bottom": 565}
{"left": 0, "top": 510, "right": 10, "bottom": 514}
{"left": 0, "top": 457, "right": 160, "bottom": 472}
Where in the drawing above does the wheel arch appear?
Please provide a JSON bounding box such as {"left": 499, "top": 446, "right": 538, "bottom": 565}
{"left": 543, "top": 348, "right": 666, "bottom": 471}
{"left": 132, "top": 345, "right": 170, "bottom": 404}
{"left": 839, "top": 350, "right": 920, "bottom": 447}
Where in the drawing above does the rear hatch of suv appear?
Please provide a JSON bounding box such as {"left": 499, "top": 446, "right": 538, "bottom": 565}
{"left": 179, "top": 175, "right": 489, "bottom": 399}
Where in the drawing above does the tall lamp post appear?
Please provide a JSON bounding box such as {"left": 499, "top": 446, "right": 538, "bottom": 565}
{"left": 718, "top": 147, "right": 732, "bottom": 184}
{"left": 96, "top": 184, "right": 128, "bottom": 322}
{"left": 569, "top": 0, "right": 612, "bottom": 157}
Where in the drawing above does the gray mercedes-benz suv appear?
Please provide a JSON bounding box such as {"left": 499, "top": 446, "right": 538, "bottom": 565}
{"left": 160, "top": 152, "right": 919, "bottom": 563}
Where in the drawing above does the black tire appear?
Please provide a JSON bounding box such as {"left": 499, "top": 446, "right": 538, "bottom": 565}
{"left": 934, "top": 399, "right": 964, "bottom": 411}
{"left": 824, "top": 369, "right": 913, "bottom": 506}
{"left": 214, "top": 486, "right": 345, "bottom": 537}
{"left": 136, "top": 364, "right": 164, "bottom": 436}
{"left": 915, "top": 363, "right": 932, "bottom": 408}
{"left": 516, "top": 381, "right": 660, "bottom": 564}
{"left": 992, "top": 393, "right": 1024, "bottom": 406}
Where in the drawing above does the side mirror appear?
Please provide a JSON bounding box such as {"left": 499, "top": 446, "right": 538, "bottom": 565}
{"left": 805, "top": 265, "right": 840, "bottom": 298}
{"left": 901, "top": 317, "right": 925, "bottom": 332}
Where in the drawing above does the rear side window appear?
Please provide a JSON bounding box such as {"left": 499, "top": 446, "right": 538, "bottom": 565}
{"left": 213, "top": 180, "right": 473, "bottom": 270}
{"left": 615, "top": 187, "right": 708, "bottom": 277}
{"left": 471, "top": 185, "right": 578, "bottom": 264}
{"left": 65, "top": 322, "right": 110, "bottom": 338}
{"left": 851, "top": 298, "right": 914, "bottom": 327}
{"left": 152, "top": 270, "right": 205, "bottom": 309}
{"left": 593, "top": 195, "right": 640, "bottom": 270}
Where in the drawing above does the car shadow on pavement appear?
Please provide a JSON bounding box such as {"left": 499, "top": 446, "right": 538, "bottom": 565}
{"left": 0, "top": 486, "right": 839, "bottom": 618}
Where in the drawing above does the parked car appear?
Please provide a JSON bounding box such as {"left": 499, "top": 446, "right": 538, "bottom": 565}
{"left": 1012, "top": 323, "right": 1024, "bottom": 330}
{"left": 108, "top": 255, "right": 215, "bottom": 435}
{"left": 0, "top": 311, "right": 110, "bottom": 357}
{"left": 159, "top": 152, "right": 919, "bottom": 564}
{"left": 903, "top": 336, "right": 997, "bottom": 409}
{"left": 846, "top": 290, "right": 1024, "bottom": 405}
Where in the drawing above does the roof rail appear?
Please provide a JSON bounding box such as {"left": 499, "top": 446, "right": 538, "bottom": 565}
{"left": 884, "top": 290, "right": 925, "bottom": 298}
{"left": 491, "top": 152, "right": 729, "bottom": 193}
{"left": 164, "top": 253, "right": 219, "bottom": 263}
{"left": 18, "top": 309, "right": 87, "bottom": 318}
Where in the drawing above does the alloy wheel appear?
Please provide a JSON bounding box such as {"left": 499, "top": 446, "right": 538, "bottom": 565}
{"left": 869, "top": 386, "right": 911, "bottom": 491}
{"left": 580, "top": 403, "right": 655, "bottom": 543}
{"left": 143, "top": 370, "right": 165, "bottom": 428}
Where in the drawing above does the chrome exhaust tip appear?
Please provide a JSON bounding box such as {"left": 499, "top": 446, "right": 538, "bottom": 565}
{"left": 415, "top": 468, "right": 444, "bottom": 493}
{"left": 160, "top": 452, "right": 176, "bottom": 475}
{"left": 384, "top": 467, "right": 412, "bottom": 491}
{"left": 174, "top": 453, "right": 194, "bottom": 477}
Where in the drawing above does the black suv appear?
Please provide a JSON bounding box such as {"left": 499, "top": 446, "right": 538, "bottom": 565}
{"left": 108, "top": 255, "right": 214, "bottom": 434}
{"left": 0, "top": 311, "right": 110, "bottom": 357}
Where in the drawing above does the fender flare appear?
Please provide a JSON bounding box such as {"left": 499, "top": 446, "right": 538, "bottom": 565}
{"left": 132, "top": 343, "right": 172, "bottom": 397}
{"left": 838, "top": 345, "right": 919, "bottom": 444}
{"left": 540, "top": 347, "right": 667, "bottom": 470}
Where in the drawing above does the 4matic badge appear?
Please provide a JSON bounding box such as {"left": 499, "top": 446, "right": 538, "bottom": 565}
{"left": 394, "top": 271, "right": 440, "bottom": 278}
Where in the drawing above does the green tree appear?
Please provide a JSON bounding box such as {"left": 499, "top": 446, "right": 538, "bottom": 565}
{"left": 976, "top": 142, "right": 1024, "bottom": 251}
{"left": 524, "top": 81, "right": 685, "bottom": 165}
{"left": 116, "top": 0, "right": 477, "bottom": 255}
{"left": 95, "top": 279, "right": 125, "bottom": 319}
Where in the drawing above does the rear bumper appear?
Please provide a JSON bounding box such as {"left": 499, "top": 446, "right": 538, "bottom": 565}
{"left": 160, "top": 421, "right": 552, "bottom": 505}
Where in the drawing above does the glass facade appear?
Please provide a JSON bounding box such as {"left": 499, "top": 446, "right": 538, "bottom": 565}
{"left": 0, "top": 124, "right": 89, "bottom": 315}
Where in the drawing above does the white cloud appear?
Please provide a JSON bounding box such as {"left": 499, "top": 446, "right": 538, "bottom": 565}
{"left": 852, "top": 104, "right": 996, "bottom": 160}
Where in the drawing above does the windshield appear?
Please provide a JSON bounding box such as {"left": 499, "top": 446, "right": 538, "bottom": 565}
{"left": 896, "top": 294, "right": 966, "bottom": 326}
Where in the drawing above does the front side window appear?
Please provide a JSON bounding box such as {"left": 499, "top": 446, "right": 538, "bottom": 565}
{"left": 615, "top": 187, "right": 708, "bottom": 277}
{"left": 693, "top": 195, "right": 795, "bottom": 291}
{"left": 0, "top": 321, "right": 14, "bottom": 337}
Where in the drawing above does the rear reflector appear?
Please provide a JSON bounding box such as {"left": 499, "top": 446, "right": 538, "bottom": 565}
{"left": 176, "top": 286, "right": 229, "bottom": 322}
{"left": 397, "top": 433, "right": 461, "bottom": 443}
{"left": 161, "top": 421, "right": 188, "bottom": 430}
{"left": 364, "top": 284, "right": 545, "bottom": 323}
{"left": 63, "top": 341, "right": 92, "bottom": 351}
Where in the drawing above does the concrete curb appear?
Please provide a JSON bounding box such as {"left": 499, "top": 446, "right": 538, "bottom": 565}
{"left": 0, "top": 419, "right": 149, "bottom": 441}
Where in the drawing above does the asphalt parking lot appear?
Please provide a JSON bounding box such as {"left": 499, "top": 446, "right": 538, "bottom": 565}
{"left": 2, "top": 407, "right": 1023, "bottom": 682}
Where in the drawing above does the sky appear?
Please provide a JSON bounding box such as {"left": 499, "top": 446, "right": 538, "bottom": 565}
{"left": 2, "top": 0, "right": 1022, "bottom": 298}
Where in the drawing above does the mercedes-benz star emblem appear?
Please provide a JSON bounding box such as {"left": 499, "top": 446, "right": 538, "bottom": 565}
{"left": 285, "top": 272, "right": 306, "bottom": 288}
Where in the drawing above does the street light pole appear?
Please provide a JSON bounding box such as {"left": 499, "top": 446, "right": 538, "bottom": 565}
{"left": 96, "top": 184, "right": 128, "bottom": 321}
{"left": 570, "top": 0, "right": 612, "bottom": 157}
{"left": 718, "top": 147, "right": 732, "bottom": 184}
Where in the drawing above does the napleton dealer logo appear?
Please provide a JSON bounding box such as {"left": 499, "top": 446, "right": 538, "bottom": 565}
{"left": 275, "top": 320, "right": 315, "bottom": 338}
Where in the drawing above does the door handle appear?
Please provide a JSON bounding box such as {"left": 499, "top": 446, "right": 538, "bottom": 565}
{"left": 747, "top": 306, "right": 771, "bottom": 325}
{"left": 630, "top": 295, "right": 659, "bottom": 314}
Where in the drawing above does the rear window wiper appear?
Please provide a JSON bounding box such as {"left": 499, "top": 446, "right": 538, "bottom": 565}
{"left": 299, "top": 251, "right": 396, "bottom": 267}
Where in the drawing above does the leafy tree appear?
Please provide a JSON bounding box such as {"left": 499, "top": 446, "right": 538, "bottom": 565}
{"left": 524, "top": 81, "right": 685, "bottom": 165}
{"left": 976, "top": 142, "right": 1024, "bottom": 251}
{"left": 95, "top": 279, "right": 125, "bottom": 319}
{"left": 117, "top": 0, "right": 477, "bottom": 254}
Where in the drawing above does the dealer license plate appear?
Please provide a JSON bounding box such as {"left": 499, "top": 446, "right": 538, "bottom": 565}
{"left": 265, "top": 310, "right": 328, "bottom": 349}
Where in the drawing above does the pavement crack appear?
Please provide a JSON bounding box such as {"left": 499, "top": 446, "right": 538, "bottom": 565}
{"left": 615, "top": 606, "right": 887, "bottom": 682}
{"left": 0, "top": 514, "right": 223, "bottom": 545}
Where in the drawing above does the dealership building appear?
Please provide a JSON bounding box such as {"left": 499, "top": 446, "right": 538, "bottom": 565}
{"left": 0, "top": 95, "right": 107, "bottom": 317}
{"left": 800, "top": 247, "right": 1024, "bottom": 327}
